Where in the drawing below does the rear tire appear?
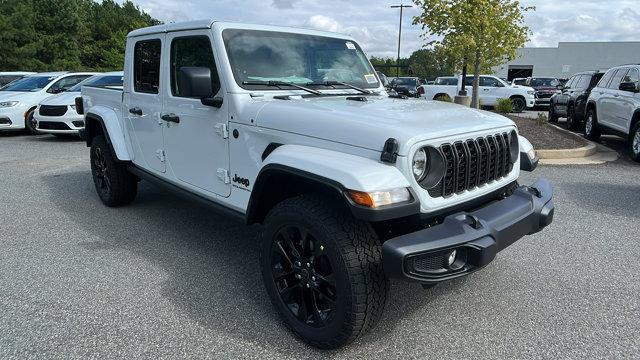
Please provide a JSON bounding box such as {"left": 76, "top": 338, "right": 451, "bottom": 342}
{"left": 629, "top": 122, "right": 640, "bottom": 162}
{"left": 24, "top": 108, "right": 38, "bottom": 134}
{"left": 90, "top": 135, "right": 137, "bottom": 206}
{"left": 260, "top": 194, "right": 388, "bottom": 349}
{"left": 584, "top": 108, "right": 601, "bottom": 141}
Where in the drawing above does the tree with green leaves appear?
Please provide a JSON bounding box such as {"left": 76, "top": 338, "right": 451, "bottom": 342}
{"left": 413, "top": 0, "right": 533, "bottom": 108}
{"left": 0, "top": 0, "right": 160, "bottom": 72}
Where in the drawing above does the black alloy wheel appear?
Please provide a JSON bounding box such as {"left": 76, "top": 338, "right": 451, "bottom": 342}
{"left": 270, "top": 224, "right": 337, "bottom": 327}
{"left": 511, "top": 97, "right": 526, "bottom": 112}
{"left": 92, "top": 146, "right": 111, "bottom": 196}
{"left": 566, "top": 104, "right": 578, "bottom": 130}
{"left": 548, "top": 104, "right": 558, "bottom": 123}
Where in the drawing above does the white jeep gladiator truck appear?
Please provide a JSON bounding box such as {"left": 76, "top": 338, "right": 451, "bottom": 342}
{"left": 79, "top": 20, "right": 553, "bottom": 349}
{"left": 421, "top": 75, "right": 536, "bottom": 112}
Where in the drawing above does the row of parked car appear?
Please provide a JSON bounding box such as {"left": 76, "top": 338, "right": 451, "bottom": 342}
{"left": 0, "top": 71, "right": 123, "bottom": 137}
{"left": 544, "top": 64, "right": 640, "bottom": 162}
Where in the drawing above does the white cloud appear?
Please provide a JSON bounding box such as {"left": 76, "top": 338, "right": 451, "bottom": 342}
{"left": 119, "top": 0, "right": 640, "bottom": 56}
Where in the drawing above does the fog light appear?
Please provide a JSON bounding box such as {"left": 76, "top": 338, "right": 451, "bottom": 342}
{"left": 447, "top": 250, "right": 457, "bottom": 267}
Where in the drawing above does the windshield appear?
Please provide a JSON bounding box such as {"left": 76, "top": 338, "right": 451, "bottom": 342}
{"left": 68, "top": 74, "right": 124, "bottom": 92}
{"left": 223, "top": 29, "right": 380, "bottom": 90}
{"left": 1, "top": 75, "right": 54, "bottom": 92}
{"left": 392, "top": 78, "right": 417, "bottom": 87}
{"left": 530, "top": 78, "right": 559, "bottom": 87}
{"left": 435, "top": 77, "right": 458, "bottom": 85}
{"left": 513, "top": 79, "right": 527, "bottom": 86}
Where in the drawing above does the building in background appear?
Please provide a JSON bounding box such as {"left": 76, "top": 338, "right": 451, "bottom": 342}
{"left": 493, "top": 42, "right": 640, "bottom": 81}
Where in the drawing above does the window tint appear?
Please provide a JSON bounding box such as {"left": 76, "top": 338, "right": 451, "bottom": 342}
{"left": 597, "top": 69, "right": 615, "bottom": 88}
{"left": 622, "top": 68, "right": 639, "bottom": 84}
{"left": 463, "top": 76, "right": 474, "bottom": 86}
{"left": 170, "top": 36, "right": 220, "bottom": 97}
{"left": 608, "top": 69, "right": 628, "bottom": 89}
{"left": 0, "top": 75, "right": 22, "bottom": 87}
{"left": 47, "top": 75, "right": 92, "bottom": 93}
{"left": 134, "top": 39, "right": 161, "bottom": 94}
{"left": 1, "top": 75, "right": 54, "bottom": 92}
{"left": 480, "top": 77, "right": 500, "bottom": 87}
{"left": 435, "top": 77, "right": 457, "bottom": 85}
{"left": 574, "top": 75, "right": 591, "bottom": 91}
{"left": 590, "top": 73, "right": 604, "bottom": 88}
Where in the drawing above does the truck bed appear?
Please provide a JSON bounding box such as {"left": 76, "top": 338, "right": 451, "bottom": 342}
{"left": 81, "top": 86, "right": 122, "bottom": 113}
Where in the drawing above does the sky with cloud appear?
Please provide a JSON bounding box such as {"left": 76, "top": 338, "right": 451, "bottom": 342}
{"left": 119, "top": 0, "right": 640, "bottom": 58}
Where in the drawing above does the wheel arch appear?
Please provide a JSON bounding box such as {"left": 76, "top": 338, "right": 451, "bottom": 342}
{"left": 629, "top": 109, "right": 640, "bottom": 135}
{"left": 246, "top": 145, "right": 419, "bottom": 224}
{"left": 433, "top": 93, "right": 449, "bottom": 100}
{"left": 84, "top": 108, "right": 131, "bottom": 161}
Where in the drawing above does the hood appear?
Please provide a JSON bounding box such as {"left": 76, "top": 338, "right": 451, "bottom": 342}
{"left": 0, "top": 90, "right": 52, "bottom": 105}
{"left": 39, "top": 91, "right": 80, "bottom": 106}
{"left": 254, "top": 96, "right": 515, "bottom": 156}
{"left": 532, "top": 86, "right": 557, "bottom": 92}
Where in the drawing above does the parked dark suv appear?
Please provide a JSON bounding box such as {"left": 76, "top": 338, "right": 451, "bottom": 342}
{"left": 390, "top": 77, "right": 421, "bottom": 98}
{"left": 549, "top": 71, "right": 604, "bottom": 130}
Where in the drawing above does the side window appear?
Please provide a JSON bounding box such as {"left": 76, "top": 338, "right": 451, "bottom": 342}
{"left": 597, "top": 69, "right": 615, "bottom": 88}
{"left": 134, "top": 39, "right": 162, "bottom": 94}
{"left": 464, "top": 77, "right": 474, "bottom": 86}
{"left": 622, "top": 68, "right": 639, "bottom": 84}
{"left": 170, "top": 36, "right": 220, "bottom": 97}
{"left": 608, "top": 69, "right": 628, "bottom": 89}
{"left": 565, "top": 76, "right": 577, "bottom": 89}
{"left": 481, "top": 77, "right": 500, "bottom": 87}
{"left": 575, "top": 75, "right": 591, "bottom": 91}
{"left": 47, "top": 75, "right": 91, "bottom": 93}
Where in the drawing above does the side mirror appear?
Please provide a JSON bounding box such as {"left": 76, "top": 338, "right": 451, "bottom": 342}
{"left": 178, "top": 67, "right": 223, "bottom": 107}
{"left": 556, "top": 84, "right": 564, "bottom": 90}
{"left": 619, "top": 82, "right": 639, "bottom": 93}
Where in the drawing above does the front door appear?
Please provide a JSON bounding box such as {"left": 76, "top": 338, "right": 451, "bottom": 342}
{"left": 479, "top": 76, "right": 503, "bottom": 106}
{"left": 123, "top": 34, "right": 166, "bottom": 173}
{"left": 162, "top": 31, "right": 230, "bottom": 197}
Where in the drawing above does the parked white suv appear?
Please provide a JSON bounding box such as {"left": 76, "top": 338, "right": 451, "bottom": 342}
{"left": 421, "top": 75, "right": 536, "bottom": 111}
{"left": 35, "top": 72, "right": 123, "bottom": 137}
{"left": 584, "top": 64, "right": 640, "bottom": 161}
{"left": 0, "top": 72, "right": 97, "bottom": 133}
{"left": 79, "top": 20, "right": 554, "bottom": 349}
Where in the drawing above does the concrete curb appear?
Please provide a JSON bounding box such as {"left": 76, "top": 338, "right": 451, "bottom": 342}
{"left": 536, "top": 123, "right": 596, "bottom": 159}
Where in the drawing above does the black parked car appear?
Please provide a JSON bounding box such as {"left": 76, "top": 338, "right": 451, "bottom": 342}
{"left": 389, "top": 77, "right": 421, "bottom": 98}
{"left": 549, "top": 71, "right": 605, "bottom": 130}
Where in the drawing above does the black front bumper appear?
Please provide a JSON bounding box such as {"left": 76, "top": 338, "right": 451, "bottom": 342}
{"left": 382, "top": 179, "right": 554, "bottom": 284}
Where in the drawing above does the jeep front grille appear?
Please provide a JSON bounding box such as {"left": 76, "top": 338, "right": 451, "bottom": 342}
{"left": 428, "top": 133, "right": 514, "bottom": 198}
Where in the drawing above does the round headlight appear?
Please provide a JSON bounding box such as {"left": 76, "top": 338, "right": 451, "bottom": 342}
{"left": 412, "top": 148, "right": 428, "bottom": 181}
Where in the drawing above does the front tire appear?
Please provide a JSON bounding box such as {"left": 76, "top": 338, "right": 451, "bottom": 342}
{"left": 584, "top": 108, "right": 601, "bottom": 141}
{"left": 548, "top": 104, "right": 558, "bottom": 123}
{"left": 566, "top": 104, "right": 579, "bottom": 130}
{"left": 24, "top": 108, "right": 38, "bottom": 134}
{"left": 90, "top": 135, "right": 137, "bottom": 206}
{"left": 261, "top": 195, "right": 388, "bottom": 349}
{"left": 630, "top": 122, "right": 640, "bottom": 162}
{"left": 511, "top": 97, "right": 526, "bottom": 113}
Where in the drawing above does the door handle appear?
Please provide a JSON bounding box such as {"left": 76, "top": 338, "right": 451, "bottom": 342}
{"left": 161, "top": 113, "right": 180, "bottom": 123}
{"left": 129, "top": 107, "right": 142, "bottom": 116}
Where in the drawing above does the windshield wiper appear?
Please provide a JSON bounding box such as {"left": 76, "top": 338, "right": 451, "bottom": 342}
{"left": 242, "top": 80, "right": 322, "bottom": 96}
{"left": 306, "top": 81, "right": 373, "bottom": 95}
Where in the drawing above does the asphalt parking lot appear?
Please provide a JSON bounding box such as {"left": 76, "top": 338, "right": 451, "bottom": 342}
{"left": 1, "top": 132, "right": 639, "bottom": 359}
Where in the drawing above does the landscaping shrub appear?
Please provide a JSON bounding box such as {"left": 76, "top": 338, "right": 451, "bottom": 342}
{"left": 495, "top": 98, "right": 513, "bottom": 113}
{"left": 535, "top": 112, "right": 548, "bottom": 126}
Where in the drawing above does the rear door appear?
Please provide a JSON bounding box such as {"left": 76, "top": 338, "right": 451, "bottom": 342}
{"left": 162, "top": 30, "right": 231, "bottom": 197}
{"left": 601, "top": 68, "right": 628, "bottom": 130}
{"left": 556, "top": 75, "right": 577, "bottom": 115}
{"left": 123, "top": 35, "right": 166, "bottom": 173}
{"left": 614, "top": 68, "right": 639, "bottom": 133}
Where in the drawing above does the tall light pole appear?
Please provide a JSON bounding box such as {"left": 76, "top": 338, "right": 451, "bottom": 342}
{"left": 391, "top": 4, "right": 412, "bottom": 77}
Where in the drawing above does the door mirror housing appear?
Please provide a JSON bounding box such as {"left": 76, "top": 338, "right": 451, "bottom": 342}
{"left": 556, "top": 84, "right": 564, "bottom": 90}
{"left": 178, "top": 67, "right": 214, "bottom": 98}
{"left": 619, "top": 82, "right": 639, "bottom": 93}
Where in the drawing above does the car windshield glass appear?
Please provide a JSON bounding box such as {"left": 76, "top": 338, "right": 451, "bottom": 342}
{"left": 223, "top": 29, "right": 380, "bottom": 90}
{"left": 68, "top": 75, "right": 124, "bottom": 92}
{"left": 393, "top": 78, "right": 417, "bottom": 86}
{"left": 530, "top": 78, "right": 559, "bottom": 87}
{"left": 1, "top": 76, "right": 54, "bottom": 92}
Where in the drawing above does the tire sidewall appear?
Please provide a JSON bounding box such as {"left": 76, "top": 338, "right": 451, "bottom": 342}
{"left": 512, "top": 97, "right": 525, "bottom": 112}
{"left": 24, "top": 109, "right": 38, "bottom": 134}
{"left": 260, "top": 206, "right": 353, "bottom": 344}
{"left": 90, "top": 136, "right": 115, "bottom": 204}
{"left": 584, "top": 109, "right": 598, "bottom": 139}
{"left": 630, "top": 123, "right": 640, "bottom": 161}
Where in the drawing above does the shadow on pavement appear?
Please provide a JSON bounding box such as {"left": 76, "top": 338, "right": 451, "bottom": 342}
{"left": 42, "top": 170, "right": 474, "bottom": 354}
